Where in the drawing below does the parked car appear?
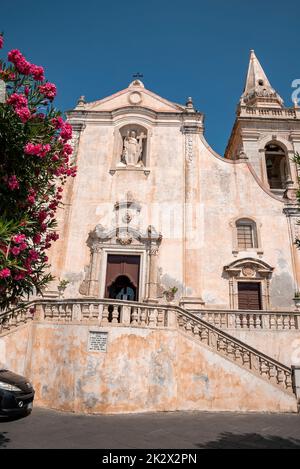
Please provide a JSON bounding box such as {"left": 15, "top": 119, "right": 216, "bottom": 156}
{"left": 0, "top": 369, "right": 35, "bottom": 418}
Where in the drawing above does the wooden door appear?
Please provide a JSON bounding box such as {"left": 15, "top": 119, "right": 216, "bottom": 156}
{"left": 238, "top": 282, "right": 262, "bottom": 310}
{"left": 105, "top": 254, "right": 140, "bottom": 300}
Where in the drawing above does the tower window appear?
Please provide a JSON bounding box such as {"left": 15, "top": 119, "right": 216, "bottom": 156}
{"left": 265, "top": 143, "right": 287, "bottom": 189}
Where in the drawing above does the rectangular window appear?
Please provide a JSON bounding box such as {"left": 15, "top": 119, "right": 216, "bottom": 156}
{"left": 237, "top": 224, "right": 253, "bottom": 249}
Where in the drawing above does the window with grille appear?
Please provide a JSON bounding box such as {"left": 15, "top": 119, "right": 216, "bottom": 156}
{"left": 236, "top": 219, "right": 257, "bottom": 249}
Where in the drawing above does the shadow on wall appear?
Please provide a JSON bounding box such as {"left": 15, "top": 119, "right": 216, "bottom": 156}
{"left": 0, "top": 432, "right": 10, "bottom": 448}
{"left": 196, "top": 432, "right": 300, "bottom": 449}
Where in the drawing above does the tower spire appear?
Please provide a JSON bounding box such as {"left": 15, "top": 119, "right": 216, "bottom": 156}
{"left": 240, "top": 50, "right": 283, "bottom": 108}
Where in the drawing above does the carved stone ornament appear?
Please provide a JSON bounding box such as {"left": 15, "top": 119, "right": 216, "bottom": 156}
{"left": 128, "top": 91, "right": 142, "bottom": 105}
{"left": 224, "top": 257, "right": 273, "bottom": 279}
{"left": 122, "top": 211, "right": 132, "bottom": 224}
{"left": 116, "top": 231, "right": 133, "bottom": 245}
{"left": 242, "top": 265, "right": 256, "bottom": 277}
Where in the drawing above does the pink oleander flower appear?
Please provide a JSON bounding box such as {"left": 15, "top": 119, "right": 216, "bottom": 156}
{"left": 19, "top": 242, "right": 27, "bottom": 251}
{"left": 38, "top": 82, "right": 57, "bottom": 100}
{"left": 24, "top": 143, "right": 51, "bottom": 158}
{"left": 33, "top": 234, "right": 42, "bottom": 244}
{"left": 6, "top": 93, "right": 28, "bottom": 108}
{"left": 14, "top": 272, "right": 25, "bottom": 281}
{"left": 8, "top": 49, "right": 31, "bottom": 75}
{"left": 28, "top": 249, "right": 39, "bottom": 261}
{"left": 27, "top": 195, "right": 35, "bottom": 205}
{"left": 11, "top": 246, "right": 21, "bottom": 256}
{"left": 30, "top": 64, "right": 45, "bottom": 81}
{"left": 51, "top": 116, "right": 64, "bottom": 129}
{"left": 0, "top": 35, "right": 3, "bottom": 49}
{"left": 60, "top": 123, "right": 72, "bottom": 141}
{"left": 0, "top": 268, "right": 11, "bottom": 279}
{"left": 12, "top": 234, "right": 26, "bottom": 244}
{"left": 24, "top": 86, "right": 30, "bottom": 96}
{"left": 7, "top": 175, "right": 19, "bottom": 190}
{"left": 15, "top": 107, "right": 31, "bottom": 123}
{"left": 62, "top": 143, "right": 73, "bottom": 155}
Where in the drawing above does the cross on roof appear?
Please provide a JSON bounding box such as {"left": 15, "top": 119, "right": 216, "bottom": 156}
{"left": 133, "top": 72, "right": 143, "bottom": 79}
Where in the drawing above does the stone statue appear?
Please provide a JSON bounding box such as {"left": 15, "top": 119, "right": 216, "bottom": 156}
{"left": 121, "top": 130, "right": 145, "bottom": 166}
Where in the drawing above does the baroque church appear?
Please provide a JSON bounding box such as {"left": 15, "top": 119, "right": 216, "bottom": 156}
{"left": 48, "top": 50, "right": 300, "bottom": 312}
{"left": 3, "top": 50, "right": 300, "bottom": 414}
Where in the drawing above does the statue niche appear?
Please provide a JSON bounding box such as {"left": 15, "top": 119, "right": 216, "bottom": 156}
{"left": 117, "top": 125, "right": 147, "bottom": 168}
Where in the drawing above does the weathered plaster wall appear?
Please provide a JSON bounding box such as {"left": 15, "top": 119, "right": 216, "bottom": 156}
{"left": 47, "top": 85, "right": 297, "bottom": 310}
{"left": 198, "top": 137, "right": 295, "bottom": 309}
{"left": 229, "top": 329, "right": 300, "bottom": 368}
{"left": 3, "top": 323, "right": 296, "bottom": 413}
{"left": 1, "top": 324, "right": 31, "bottom": 376}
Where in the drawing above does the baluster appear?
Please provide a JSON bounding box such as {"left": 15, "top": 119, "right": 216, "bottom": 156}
{"left": 130, "top": 307, "right": 138, "bottom": 325}
{"left": 249, "top": 314, "right": 254, "bottom": 329}
{"left": 44, "top": 305, "right": 52, "bottom": 320}
{"left": 255, "top": 315, "right": 262, "bottom": 329}
{"left": 260, "top": 360, "right": 270, "bottom": 376}
{"left": 111, "top": 305, "right": 119, "bottom": 323}
{"left": 242, "top": 314, "right": 248, "bottom": 329}
{"left": 285, "top": 372, "right": 293, "bottom": 389}
{"left": 199, "top": 326, "right": 209, "bottom": 344}
{"left": 140, "top": 308, "right": 147, "bottom": 326}
{"left": 192, "top": 324, "right": 199, "bottom": 337}
{"left": 262, "top": 314, "right": 270, "bottom": 329}
{"left": 290, "top": 315, "right": 296, "bottom": 330}
{"left": 185, "top": 320, "right": 192, "bottom": 333}
{"left": 177, "top": 314, "right": 184, "bottom": 327}
{"left": 52, "top": 305, "right": 59, "bottom": 322}
{"left": 65, "top": 303, "right": 72, "bottom": 321}
{"left": 283, "top": 315, "right": 289, "bottom": 330}
{"left": 228, "top": 313, "right": 235, "bottom": 328}
{"left": 157, "top": 309, "right": 164, "bottom": 327}
{"left": 101, "top": 305, "right": 109, "bottom": 324}
{"left": 270, "top": 314, "right": 276, "bottom": 329}
{"left": 237, "top": 314, "right": 242, "bottom": 329}
{"left": 92, "top": 304, "right": 99, "bottom": 320}
{"left": 277, "top": 315, "right": 283, "bottom": 330}
{"left": 82, "top": 303, "right": 90, "bottom": 320}
{"left": 276, "top": 369, "right": 284, "bottom": 385}
{"left": 148, "top": 308, "right": 157, "bottom": 326}
{"left": 221, "top": 313, "right": 226, "bottom": 328}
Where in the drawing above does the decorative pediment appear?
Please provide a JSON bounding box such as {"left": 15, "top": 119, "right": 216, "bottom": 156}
{"left": 79, "top": 80, "right": 185, "bottom": 114}
{"left": 224, "top": 258, "right": 273, "bottom": 279}
{"left": 87, "top": 193, "right": 162, "bottom": 251}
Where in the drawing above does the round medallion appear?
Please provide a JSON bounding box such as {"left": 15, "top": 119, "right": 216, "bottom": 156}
{"left": 242, "top": 266, "right": 255, "bottom": 277}
{"left": 129, "top": 92, "right": 142, "bottom": 105}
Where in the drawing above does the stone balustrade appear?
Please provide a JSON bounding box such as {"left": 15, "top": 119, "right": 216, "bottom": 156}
{"left": 193, "top": 310, "right": 300, "bottom": 330}
{"left": 0, "top": 301, "right": 35, "bottom": 334}
{"left": 36, "top": 298, "right": 171, "bottom": 328}
{"left": 176, "top": 308, "right": 294, "bottom": 394}
{"left": 0, "top": 298, "right": 296, "bottom": 394}
{"left": 240, "top": 106, "right": 297, "bottom": 119}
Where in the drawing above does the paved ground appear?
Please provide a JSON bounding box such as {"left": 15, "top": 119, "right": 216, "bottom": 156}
{"left": 1, "top": 407, "right": 300, "bottom": 449}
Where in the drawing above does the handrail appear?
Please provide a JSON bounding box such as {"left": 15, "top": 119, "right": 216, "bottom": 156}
{"left": 0, "top": 297, "right": 295, "bottom": 394}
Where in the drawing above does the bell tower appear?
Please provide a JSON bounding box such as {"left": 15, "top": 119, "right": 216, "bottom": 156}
{"left": 225, "top": 50, "right": 300, "bottom": 198}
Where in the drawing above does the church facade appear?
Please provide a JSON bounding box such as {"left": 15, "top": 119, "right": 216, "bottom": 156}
{"left": 48, "top": 51, "right": 300, "bottom": 312}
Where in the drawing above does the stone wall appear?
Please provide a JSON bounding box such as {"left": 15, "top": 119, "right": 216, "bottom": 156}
{"left": 2, "top": 322, "right": 297, "bottom": 414}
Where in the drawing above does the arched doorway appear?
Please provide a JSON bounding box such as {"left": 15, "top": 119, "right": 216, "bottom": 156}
{"left": 105, "top": 254, "right": 140, "bottom": 301}
{"left": 108, "top": 275, "right": 137, "bottom": 301}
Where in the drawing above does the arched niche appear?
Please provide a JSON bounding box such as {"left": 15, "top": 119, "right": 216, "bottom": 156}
{"left": 110, "top": 122, "right": 151, "bottom": 175}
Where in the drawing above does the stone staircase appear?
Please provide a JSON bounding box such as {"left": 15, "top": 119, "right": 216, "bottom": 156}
{"left": 0, "top": 298, "right": 296, "bottom": 398}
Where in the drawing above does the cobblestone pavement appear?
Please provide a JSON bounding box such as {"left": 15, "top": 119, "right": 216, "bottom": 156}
{"left": 1, "top": 407, "right": 300, "bottom": 449}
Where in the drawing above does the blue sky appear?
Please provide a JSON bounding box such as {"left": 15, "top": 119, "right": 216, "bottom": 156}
{"left": 1, "top": 0, "right": 299, "bottom": 154}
